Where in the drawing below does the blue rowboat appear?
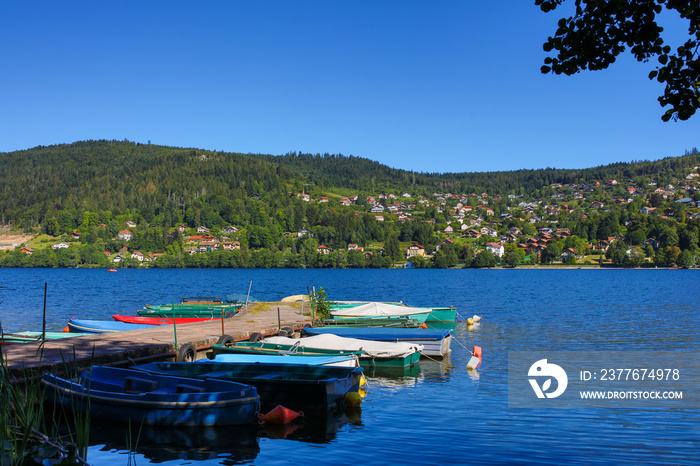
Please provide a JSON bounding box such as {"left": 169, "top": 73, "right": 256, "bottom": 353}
{"left": 66, "top": 317, "right": 158, "bottom": 333}
{"left": 41, "top": 366, "right": 260, "bottom": 426}
{"left": 301, "top": 327, "right": 453, "bottom": 357}
{"left": 134, "top": 360, "right": 364, "bottom": 412}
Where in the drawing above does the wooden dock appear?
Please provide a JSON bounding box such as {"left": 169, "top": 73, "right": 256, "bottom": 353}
{"left": 2, "top": 303, "right": 312, "bottom": 379}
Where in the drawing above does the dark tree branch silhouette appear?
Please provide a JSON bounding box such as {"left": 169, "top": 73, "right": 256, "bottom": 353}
{"left": 537, "top": 0, "right": 700, "bottom": 121}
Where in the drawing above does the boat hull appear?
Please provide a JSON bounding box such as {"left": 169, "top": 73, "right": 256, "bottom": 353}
{"left": 425, "top": 307, "right": 457, "bottom": 322}
{"left": 211, "top": 342, "right": 364, "bottom": 358}
{"left": 138, "top": 306, "right": 238, "bottom": 318}
{"left": 260, "top": 335, "right": 423, "bottom": 369}
{"left": 134, "top": 361, "right": 363, "bottom": 412}
{"left": 210, "top": 353, "right": 360, "bottom": 367}
{"left": 112, "top": 315, "right": 219, "bottom": 325}
{"left": 42, "top": 366, "right": 260, "bottom": 426}
{"left": 67, "top": 318, "right": 157, "bottom": 334}
{"left": 302, "top": 327, "right": 453, "bottom": 357}
{"left": 1, "top": 331, "right": 90, "bottom": 344}
{"left": 322, "top": 316, "right": 422, "bottom": 327}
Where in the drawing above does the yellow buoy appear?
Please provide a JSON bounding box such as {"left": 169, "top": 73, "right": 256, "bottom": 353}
{"left": 467, "top": 317, "right": 474, "bottom": 325}
{"left": 345, "top": 391, "right": 363, "bottom": 407}
{"left": 358, "top": 374, "right": 368, "bottom": 398}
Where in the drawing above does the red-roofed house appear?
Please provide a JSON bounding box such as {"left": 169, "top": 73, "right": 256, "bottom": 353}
{"left": 118, "top": 229, "right": 133, "bottom": 241}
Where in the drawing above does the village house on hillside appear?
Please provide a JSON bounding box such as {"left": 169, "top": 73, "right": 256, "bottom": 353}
{"left": 117, "top": 229, "right": 133, "bottom": 241}
{"left": 486, "top": 242, "right": 504, "bottom": 257}
{"left": 406, "top": 243, "right": 425, "bottom": 258}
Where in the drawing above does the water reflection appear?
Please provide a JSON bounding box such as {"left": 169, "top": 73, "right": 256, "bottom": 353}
{"left": 362, "top": 362, "right": 422, "bottom": 379}
{"left": 260, "top": 408, "right": 363, "bottom": 444}
{"left": 87, "top": 407, "right": 365, "bottom": 463}
{"left": 89, "top": 423, "right": 260, "bottom": 464}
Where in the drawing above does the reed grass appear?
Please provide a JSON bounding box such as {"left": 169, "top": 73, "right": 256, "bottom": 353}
{"left": 0, "top": 343, "right": 90, "bottom": 465}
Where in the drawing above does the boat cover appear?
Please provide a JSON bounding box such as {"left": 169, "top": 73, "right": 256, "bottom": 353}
{"left": 301, "top": 327, "right": 451, "bottom": 341}
{"left": 210, "top": 353, "right": 359, "bottom": 367}
{"left": 330, "top": 301, "right": 429, "bottom": 317}
{"left": 264, "top": 334, "right": 422, "bottom": 359}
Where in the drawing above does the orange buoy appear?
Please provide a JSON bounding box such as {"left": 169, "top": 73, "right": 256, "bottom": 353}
{"left": 259, "top": 405, "right": 303, "bottom": 425}
{"left": 62, "top": 326, "right": 70, "bottom": 333}
{"left": 473, "top": 346, "right": 482, "bottom": 362}
{"left": 420, "top": 323, "right": 428, "bottom": 329}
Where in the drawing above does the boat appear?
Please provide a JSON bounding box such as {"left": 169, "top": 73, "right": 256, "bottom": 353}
{"left": 107, "top": 268, "right": 117, "bottom": 272}
{"left": 138, "top": 307, "right": 238, "bottom": 318}
{"left": 329, "top": 302, "right": 431, "bottom": 323}
{"left": 67, "top": 317, "right": 158, "bottom": 334}
{"left": 301, "top": 327, "right": 453, "bottom": 357}
{"left": 112, "top": 315, "right": 220, "bottom": 325}
{"left": 421, "top": 306, "right": 457, "bottom": 322}
{"left": 210, "top": 353, "right": 360, "bottom": 367}
{"left": 41, "top": 365, "right": 260, "bottom": 426}
{"left": 133, "top": 360, "right": 364, "bottom": 412}
{"left": 261, "top": 334, "right": 423, "bottom": 369}
{"left": 331, "top": 301, "right": 456, "bottom": 323}
{"left": 0, "top": 331, "right": 90, "bottom": 345}
{"left": 138, "top": 297, "right": 240, "bottom": 318}
{"left": 210, "top": 340, "right": 365, "bottom": 359}
{"left": 318, "top": 316, "right": 423, "bottom": 328}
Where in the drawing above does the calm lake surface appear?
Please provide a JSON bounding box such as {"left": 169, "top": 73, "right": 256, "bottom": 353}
{"left": 0, "top": 268, "right": 698, "bottom": 465}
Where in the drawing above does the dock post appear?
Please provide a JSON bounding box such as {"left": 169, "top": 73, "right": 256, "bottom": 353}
{"left": 42, "top": 283, "right": 47, "bottom": 341}
{"left": 172, "top": 301, "right": 178, "bottom": 350}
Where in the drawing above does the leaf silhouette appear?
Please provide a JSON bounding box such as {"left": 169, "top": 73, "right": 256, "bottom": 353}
{"left": 542, "top": 379, "right": 552, "bottom": 392}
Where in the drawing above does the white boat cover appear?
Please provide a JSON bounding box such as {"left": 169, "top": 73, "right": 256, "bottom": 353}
{"left": 330, "top": 301, "right": 428, "bottom": 317}
{"left": 264, "top": 334, "right": 423, "bottom": 359}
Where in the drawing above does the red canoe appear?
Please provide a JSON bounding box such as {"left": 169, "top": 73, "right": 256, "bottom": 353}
{"left": 112, "top": 315, "right": 219, "bottom": 325}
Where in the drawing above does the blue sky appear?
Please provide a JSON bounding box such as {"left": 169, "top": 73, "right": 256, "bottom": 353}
{"left": 1, "top": 1, "right": 697, "bottom": 173}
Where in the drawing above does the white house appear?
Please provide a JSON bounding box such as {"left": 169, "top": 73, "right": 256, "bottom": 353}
{"left": 117, "top": 229, "right": 133, "bottom": 241}
{"left": 485, "top": 242, "right": 504, "bottom": 257}
{"left": 52, "top": 242, "right": 70, "bottom": 250}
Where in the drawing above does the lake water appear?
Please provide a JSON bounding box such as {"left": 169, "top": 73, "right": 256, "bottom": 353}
{"left": 0, "top": 268, "right": 698, "bottom": 465}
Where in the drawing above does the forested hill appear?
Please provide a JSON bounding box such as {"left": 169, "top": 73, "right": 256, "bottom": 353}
{"left": 0, "top": 139, "right": 698, "bottom": 229}
{"left": 251, "top": 149, "right": 700, "bottom": 194}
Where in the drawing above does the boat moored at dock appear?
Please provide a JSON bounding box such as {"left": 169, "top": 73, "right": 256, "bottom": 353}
{"left": 133, "top": 360, "right": 364, "bottom": 412}
{"left": 301, "top": 327, "right": 453, "bottom": 357}
{"left": 42, "top": 365, "right": 260, "bottom": 426}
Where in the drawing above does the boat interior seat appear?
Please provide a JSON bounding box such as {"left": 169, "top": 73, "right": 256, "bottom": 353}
{"left": 175, "top": 383, "right": 206, "bottom": 393}
{"left": 124, "top": 376, "right": 158, "bottom": 394}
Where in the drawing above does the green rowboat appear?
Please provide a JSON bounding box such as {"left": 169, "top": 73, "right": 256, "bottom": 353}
{"left": 319, "top": 316, "right": 423, "bottom": 328}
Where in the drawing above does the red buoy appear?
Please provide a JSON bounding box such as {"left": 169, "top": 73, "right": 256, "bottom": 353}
{"left": 473, "top": 346, "right": 482, "bottom": 362}
{"left": 259, "top": 405, "right": 304, "bottom": 425}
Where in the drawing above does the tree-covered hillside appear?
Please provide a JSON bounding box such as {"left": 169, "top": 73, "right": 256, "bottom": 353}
{"left": 1, "top": 140, "right": 699, "bottom": 230}
{"left": 0, "top": 140, "right": 698, "bottom": 269}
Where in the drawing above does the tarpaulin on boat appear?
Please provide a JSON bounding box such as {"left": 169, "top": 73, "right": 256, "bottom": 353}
{"left": 264, "top": 334, "right": 423, "bottom": 359}
{"left": 330, "top": 302, "right": 429, "bottom": 317}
